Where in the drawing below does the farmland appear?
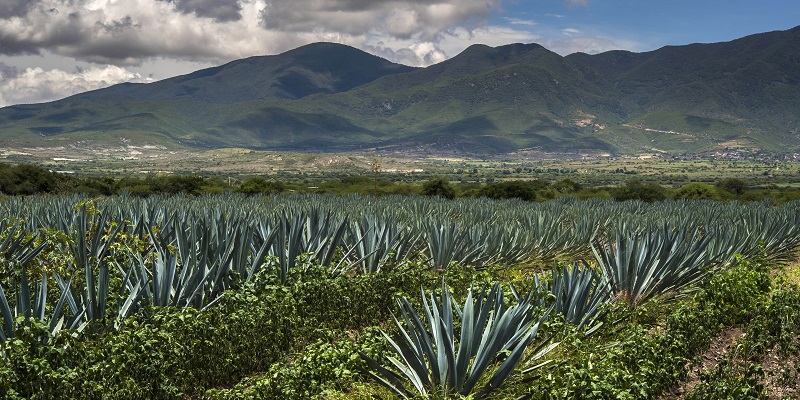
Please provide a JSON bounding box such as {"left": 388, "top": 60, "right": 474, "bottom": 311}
{"left": 3, "top": 144, "right": 800, "bottom": 190}
{"left": 0, "top": 193, "right": 799, "bottom": 398}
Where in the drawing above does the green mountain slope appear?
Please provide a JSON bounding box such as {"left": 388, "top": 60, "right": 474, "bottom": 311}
{"left": 567, "top": 26, "right": 800, "bottom": 152}
{"left": 1, "top": 27, "right": 799, "bottom": 155}
{"left": 78, "top": 43, "right": 417, "bottom": 103}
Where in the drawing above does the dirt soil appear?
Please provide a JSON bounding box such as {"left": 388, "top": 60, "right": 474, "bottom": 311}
{"left": 657, "top": 326, "right": 745, "bottom": 399}
{"left": 659, "top": 323, "right": 800, "bottom": 399}
{"left": 761, "top": 341, "right": 800, "bottom": 399}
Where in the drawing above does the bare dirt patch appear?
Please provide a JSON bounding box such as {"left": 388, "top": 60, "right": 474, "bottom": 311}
{"left": 657, "top": 326, "right": 745, "bottom": 399}
{"left": 761, "top": 341, "right": 800, "bottom": 399}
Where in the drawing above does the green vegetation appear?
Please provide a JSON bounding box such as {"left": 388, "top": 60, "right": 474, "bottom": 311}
{"left": 475, "top": 180, "right": 552, "bottom": 201}
{"left": 4, "top": 161, "right": 800, "bottom": 206}
{"left": 525, "top": 256, "right": 774, "bottom": 399}
{"left": 1, "top": 23, "right": 797, "bottom": 399}
{"left": 421, "top": 177, "right": 456, "bottom": 199}
{"left": 0, "top": 163, "right": 64, "bottom": 195}
{"left": 0, "top": 193, "right": 797, "bottom": 398}
{"left": 363, "top": 282, "right": 553, "bottom": 398}
{"left": 611, "top": 180, "right": 668, "bottom": 202}
{"left": 1, "top": 26, "right": 799, "bottom": 154}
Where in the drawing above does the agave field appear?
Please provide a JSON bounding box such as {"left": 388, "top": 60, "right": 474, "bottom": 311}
{"left": 1, "top": 193, "right": 799, "bottom": 399}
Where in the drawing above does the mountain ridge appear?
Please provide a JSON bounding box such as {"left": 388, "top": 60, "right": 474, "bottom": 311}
{"left": 1, "top": 27, "right": 799, "bottom": 155}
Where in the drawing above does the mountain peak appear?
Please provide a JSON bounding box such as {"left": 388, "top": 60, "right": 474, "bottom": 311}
{"left": 1, "top": 27, "right": 800, "bottom": 155}
{"left": 280, "top": 42, "right": 377, "bottom": 59}
{"left": 74, "top": 41, "right": 415, "bottom": 103}
{"left": 415, "top": 41, "right": 558, "bottom": 81}
{"left": 457, "top": 42, "right": 551, "bottom": 61}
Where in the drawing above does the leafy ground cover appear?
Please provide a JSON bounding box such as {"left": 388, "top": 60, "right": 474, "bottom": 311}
{"left": 0, "top": 194, "right": 798, "bottom": 398}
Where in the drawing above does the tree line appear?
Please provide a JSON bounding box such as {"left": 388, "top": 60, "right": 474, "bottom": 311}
{"left": 1, "top": 162, "right": 797, "bottom": 204}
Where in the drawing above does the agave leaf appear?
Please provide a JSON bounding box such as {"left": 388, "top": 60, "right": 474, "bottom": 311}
{"left": 479, "top": 328, "right": 536, "bottom": 396}
{"left": 34, "top": 272, "right": 47, "bottom": 321}
{"left": 382, "top": 332, "right": 428, "bottom": 394}
{"left": 360, "top": 351, "right": 413, "bottom": 399}
{"left": 391, "top": 310, "right": 431, "bottom": 387}
{"left": 367, "top": 282, "right": 551, "bottom": 398}
{"left": 454, "top": 287, "right": 476, "bottom": 389}
{"left": 17, "top": 266, "right": 32, "bottom": 319}
{"left": 402, "top": 295, "right": 439, "bottom": 383}
{"left": 0, "top": 284, "right": 13, "bottom": 341}
{"left": 50, "top": 283, "right": 71, "bottom": 334}
{"left": 97, "top": 261, "right": 110, "bottom": 320}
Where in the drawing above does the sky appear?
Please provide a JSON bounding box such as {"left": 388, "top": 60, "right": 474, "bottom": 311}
{"left": 0, "top": 0, "right": 798, "bottom": 107}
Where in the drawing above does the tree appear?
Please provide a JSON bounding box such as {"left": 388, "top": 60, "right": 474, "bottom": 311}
{"left": 238, "top": 177, "right": 285, "bottom": 195}
{"left": 613, "top": 180, "right": 667, "bottom": 203}
{"left": 552, "top": 178, "right": 583, "bottom": 193}
{"left": 478, "top": 180, "right": 544, "bottom": 201}
{"left": 151, "top": 175, "right": 205, "bottom": 195}
{"left": 716, "top": 178, "right": 748, "bottom": 195}
{"left": 0, "top": 163, "right": 64, "bottom": 195}
{"left": 673, "top": 182, "right": 721, "bottom": 201}
{"left": 422, "top": 178, "right": 456, "bottom": 199}
{"left": 370, "top": 157, "right": 381, "bottom": 196}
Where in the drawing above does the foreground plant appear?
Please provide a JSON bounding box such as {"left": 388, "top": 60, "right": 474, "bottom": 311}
{"left": 593, "top": 224, "right": 714, "bottom": 308}
{"left": 362, "top": 281, "right": 554, "bottom": 399}
{"left": 549, "top": 261, "right": 610, "bottom": 333}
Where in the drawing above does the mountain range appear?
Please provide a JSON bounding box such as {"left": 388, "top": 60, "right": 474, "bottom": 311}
{"left": 1, "top": 25, "right": 799, "bottom": 156}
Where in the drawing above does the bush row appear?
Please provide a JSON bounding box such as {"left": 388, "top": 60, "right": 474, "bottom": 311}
{"left": 519, "top": 256, "right": 773, "bottom": 399}
{"left": 4, "top": 162, "right": 800, "bottom": 204}
{"left": 0, "top": 261, "right": 468, "bottom": 399}
{"left": 0, "top": 255, "right": 786, "bottom": 399}
{"left": 687, "top": 278, "right": 800, "bottom": 399}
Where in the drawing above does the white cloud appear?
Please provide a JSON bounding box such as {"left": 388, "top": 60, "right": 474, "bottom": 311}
{"left": 360, "top": 25, "right": 539, "bottom": 66}
{"left": 0, "top": 0, "right": 503, "bottom": 65}
{"left": 537, "top": 36, "right": 639, "bottom": 55}
{"left": 565, "top": 0, "right": 588, "bottom": 7}
{"left": 0, "top": 0, "right": 515, "bottom": 104}
{"left": 0, "top": 62, "right": 17, "bottom": 80}
{"left": 0, "top": 64, "right": 151, "bottom": 106}
{"left": 435, "top": 26, "right": 538, "bottom": 56}
{"left": 504, "top": 17, "right": 536, "bottom": 26}
{"left": 562, "top": 28, "right": 581, "bottom": 36}
{"left": 0, "top": 0, "right": 298, "bottom": 64}
{"left": 362, "top": 36, "right": 446, "bottom": 67}
{"left": 0, "top": 0, "right": 32, "bottom": 19}
{"left": 0, "top": 0, "right": 644, "bottom": 105}
{"left": 260, "top": 1, "right": 502, "bottom": 41}
{"left": 169, "top": 0, "right": 243, "bottom": 22}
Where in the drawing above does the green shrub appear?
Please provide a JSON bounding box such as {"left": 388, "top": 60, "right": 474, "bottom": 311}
{"left": 422, "top": 178, "right": 456, "bottom": 199}
{"left": 673, "top": 182, "right": 722, "bottom": 200}
{"left": 237, "top": 177, "right": 285, "bottom": 195}
{"left": 716, "top": 178, "right": 748, "bottom": 196}
{"left": 205, "top": 328, "right": 389, "bottom": 400}
{"left": 289, "top": 261, "right": 432, "bottom": 329}
{"left": 525, "top": 257, "right": 773, "bottom": 399}
{"left": 0, "top": 284, "right": 302, "bottom": 399}
{"left": 744, "top": 286, "right": 800, "bottom": 355}
{"left": 0, "top": 318, "right": 81, "bottom": 400}
{"left": 612, "top": 181, "right": 667, "bottom": 202}
{"left": 687, "top": 361, "right": 765, "bottom": 399}
{"left": 477, "top": 180, "right": 548, "bottom": 201}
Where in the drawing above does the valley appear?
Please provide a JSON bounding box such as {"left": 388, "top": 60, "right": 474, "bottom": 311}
{"left": 2, "top": 143, "right": 799, "bottom": 190}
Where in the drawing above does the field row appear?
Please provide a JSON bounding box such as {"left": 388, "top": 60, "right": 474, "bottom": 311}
{"left": 0, "top": 194, "right": 799, "bottom": 398}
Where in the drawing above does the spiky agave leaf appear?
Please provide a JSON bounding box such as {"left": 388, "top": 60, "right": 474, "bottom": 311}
{"left": 363, "top": 281, "right": 554, "bottom": 398}
{"left": 549, "top": 261, "right": 611, "bottom": 332}
{"left": 593, "top": 223, "right": 714, "bottom": 308}
{"left": 0, "top": 269, "right": 73, "bottom": 343}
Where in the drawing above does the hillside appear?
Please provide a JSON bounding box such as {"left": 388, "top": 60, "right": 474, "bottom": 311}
{"left": 1, "top": 26, "right": 799, "bottom": 155}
